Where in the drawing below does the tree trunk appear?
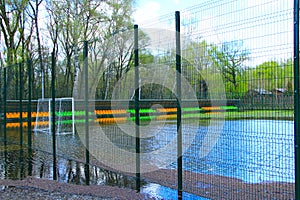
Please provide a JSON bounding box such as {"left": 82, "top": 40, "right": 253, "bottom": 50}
{"left": 34, "top": 2, "right": 45, "bottom": 99}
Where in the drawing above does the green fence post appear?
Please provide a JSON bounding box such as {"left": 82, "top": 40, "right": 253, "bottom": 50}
{"left": 294, "top": 0, "right": 300, "bottom": 199}
{"left": 3, "top": 66, "right": 7, "bottom": 146}
{"left": 19, "top": 62, "right": 25, "bottom": 179}
{"left": 84, "top": 41, "right": 90, "bottom": 185}
{"left": 27, "top": 60, "right": 32, "bottom": 148}
{"left": 175, "top": 11, "right": 183, "bottom": 200}
{"left": 134, "top": 24, "right": 141, "bottom": 192}
{"left": 3, "top": 66, "right": 7, "bottom": 179}
{"left": 27, "top": 59, "right": 33, "bottom": 176}
{"left": 51, "top": 52, "right": 57, "bottom": 180}
{"left": 19, "top": 62, "right": 23, "bottom": 146}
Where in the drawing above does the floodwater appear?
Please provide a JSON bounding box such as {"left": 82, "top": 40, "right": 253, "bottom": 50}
{"left": 178, "top": 120, "right": 295, "bottom": 183}
{"left": 0, "top": 119, "right": 294, "bottom": 199}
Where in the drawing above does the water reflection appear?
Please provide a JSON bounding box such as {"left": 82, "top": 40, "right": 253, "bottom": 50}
{"left": 0, "top": 120, "right": 295, "bottom": 195}
{"left": 173, "top": 120, "right": 295, "bottom": 183}
{"left": 0, "top": 147, "right": 143, "bottom": 189}
{"left": 141, "top": 183, "right": 209, "bottom": 200}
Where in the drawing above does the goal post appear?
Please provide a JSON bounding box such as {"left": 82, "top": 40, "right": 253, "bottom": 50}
{"left": 34, "top": 97, "right": 75, "bottom": 134}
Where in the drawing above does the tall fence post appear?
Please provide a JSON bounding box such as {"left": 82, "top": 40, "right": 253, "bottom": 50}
{"left": 175, "top": 11, "right": 183, "bottom": 200}
{"left": 51, "top": 52, "right": 57, "bottom": 180}
{"left": 3, "top": 66, "right": 7, "bottom": 146}
{"left": 27, "top": 59, "right": 33, "bottom": 176}
{"left": 134, "top": 24, "right": 141, "bottom": 192}
{"left": 18, "top": 62, "right": 25, "bottom": 179}
{"left": 2, "top": 66, "right": 8, "bottom": 179}
{"left": 84, "top": 41, "right": 90, "bottom": 185}
{"left": 19, "top": 62, "right": 23, "bottom": 146}
{"left": 27, "top": 60, "right": 32, "bottom": 148}
{"left": 294, "top": 0, "right": 300, "bottom": 199}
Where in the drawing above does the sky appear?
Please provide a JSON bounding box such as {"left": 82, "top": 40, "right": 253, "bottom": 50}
{"left": 132, "top": 0, "right": 294, "bottom": 67}
{"left": 133, "top": 0, "right": 198, "bottom": 25}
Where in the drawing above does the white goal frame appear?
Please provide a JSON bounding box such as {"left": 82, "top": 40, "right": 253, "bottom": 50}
{"left": 34, "top": 97, "right": 75, "bottom": 134}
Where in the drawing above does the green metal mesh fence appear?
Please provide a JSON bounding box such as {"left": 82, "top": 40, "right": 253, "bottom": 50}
{"left": 0, "top": 0, "right": 298, "bottom": 199}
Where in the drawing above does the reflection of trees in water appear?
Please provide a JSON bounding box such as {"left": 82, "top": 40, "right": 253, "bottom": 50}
{"left": 0, "top": 142, "right": 145, "bottom": 189}
{"left": 66, "top": 160, "right": 81, "bottom": 184}
{"left": 0, "top": 148, "right": 30, "bottom": 180}
{"left": 39, "top": 161, "right": 44, "bottom": 178}
{"left": 33, "top": 151, "right": 52, "bottom": 179}
{"left": 62, "top": 159, "right": 142, "bottom": 189}
{"left": 2, "top": 151, "right": 133, "bottom": 186}
{"left": 98, "top": 169, "right": 136, "bottom": 188}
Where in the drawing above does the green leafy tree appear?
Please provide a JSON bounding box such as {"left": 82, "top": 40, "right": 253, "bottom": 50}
{"left": 46, "top": 0, "right": 106, "bottom": 97}
{"left": 44, "top": 0, "right": 136, "bottom": 98}
{"left": 0, "top": 0, "right": 30, "bottom": 65}
{"left": 210, "top": 40, "right": 249, "bottom": 97}
{"left": 282, "top": 59, "right": 293, "bottom": 93}
{"left": 182, "top": 40, "right": 215, "bottom": 99}
{"left": 254, "top": 61, "right": 283, "bottom": 91}
{"left": 0, "top": 0, "right": 34, "bottom": 99}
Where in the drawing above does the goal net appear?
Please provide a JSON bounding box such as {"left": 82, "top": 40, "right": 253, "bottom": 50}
{"left": 34, "top": 97, "right": 75, "bottom": 134}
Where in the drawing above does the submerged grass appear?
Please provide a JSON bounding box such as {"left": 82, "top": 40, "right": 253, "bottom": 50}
{"left": 180, "top": 109, "right": 293, "bottom": 122}
{"left": 217, "top": 110, "right": 293, "bottom": 120}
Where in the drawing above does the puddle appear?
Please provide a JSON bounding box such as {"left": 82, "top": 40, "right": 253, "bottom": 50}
{"left": 141, "top": 183, "right": 209, "bottom": 200}
{"left": 0, "top": 146, "right": 208, "bottom": 199}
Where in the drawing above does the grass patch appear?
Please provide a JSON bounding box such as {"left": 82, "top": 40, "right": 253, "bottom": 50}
{"left": 222, "top": 110, "right": 293, "bottom": 120}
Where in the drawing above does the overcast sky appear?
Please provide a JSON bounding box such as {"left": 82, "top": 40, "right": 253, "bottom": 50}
{"left": 133, "top": 0, "right": 198, "bottom": 25}
{"left": 132, "top": 0, "right": 294, "bottom": 66}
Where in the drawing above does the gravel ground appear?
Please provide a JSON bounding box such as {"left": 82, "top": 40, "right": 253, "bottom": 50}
{"left": 0, "top": 187, "right": 114, "bottom": 200}
{"left": 0, "top": 172, "right": 296, "bottom": 200}
{"left": 142, "top": 169, "right": 295, "bottom": 200}
{"left": 0, "top": 177, "right": 152, "bottom": 200}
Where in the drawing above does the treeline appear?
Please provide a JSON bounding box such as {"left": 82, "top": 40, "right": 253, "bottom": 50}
{"left": 0, "top": 0, "right": 136, "bottom": 99}
{"left": 0, "top": 1, "right": 294, "bottom": 100}
{"left": 106, "top": 40, "right": 294, "bottom": 100}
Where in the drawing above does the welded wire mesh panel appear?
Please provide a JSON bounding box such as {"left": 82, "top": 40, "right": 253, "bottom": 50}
{"left": 0, "top": 0, "right": 296, "bottom": 198}
{"left": 177, "top": 0, "right": 294, "bottom": 199}
{"left": 130, "top": 0, "right": 296, "bottom": 199}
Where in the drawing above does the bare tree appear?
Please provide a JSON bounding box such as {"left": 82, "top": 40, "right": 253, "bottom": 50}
{"left": 28, "top": 0, "right": 45, "bottom": 97}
